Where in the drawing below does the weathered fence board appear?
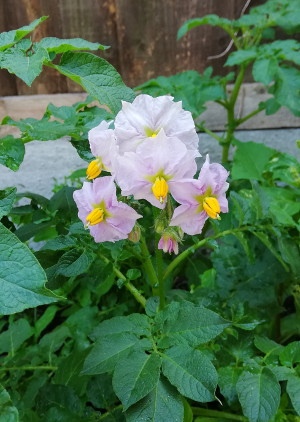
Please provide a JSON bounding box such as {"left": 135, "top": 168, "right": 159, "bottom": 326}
{"left": 0, "top": 0, "right": 263, "bottom": 95}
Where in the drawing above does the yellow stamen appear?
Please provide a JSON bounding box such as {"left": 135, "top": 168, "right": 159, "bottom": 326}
{"left": 150, "top": 133, "right": 157, "bottom": 138}
{"left": 152, "top": 177, "right": 169, "bottom": 204}
{"left": 86, "top": 160, "right": 102, "bottom": 180}
{"left": 203, "top": 197, "right": 221, "bottom": 219}
{"left": 86, "top": 208, "right": 104, "bottom": 226}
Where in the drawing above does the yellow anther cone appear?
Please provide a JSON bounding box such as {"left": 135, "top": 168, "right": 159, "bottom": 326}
{"left": 152, "top": 177, "right": 169, "bottom": 204}
{"left": 86, "top": 208, "right": 104, "bottom": 226}
{"left": 203, "top": 197, "right": 221, "bottom": 219}
{"left": 86, "top": 160, "right": 102, "bottom": 180}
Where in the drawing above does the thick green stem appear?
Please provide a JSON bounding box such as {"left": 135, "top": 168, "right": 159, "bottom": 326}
{"left": 140, "top": 235, "right": 160, "bottom": 294}
{"left": 99, "top": 253, "right": 146, "bottom": 308}
{"left": 192, "top": 407, "right": 247, "bottom": 421}
{"left": 222, "top": 65, "right": 246, "bottom": 164}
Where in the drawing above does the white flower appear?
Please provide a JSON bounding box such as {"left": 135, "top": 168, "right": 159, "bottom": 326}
{"left": 114, "top": 94, "right": 199, "bottom": 154}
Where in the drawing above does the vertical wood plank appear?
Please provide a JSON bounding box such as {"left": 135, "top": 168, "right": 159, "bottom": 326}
{"left": 57, "top": 0, "right": 120, "bottom": 93}
{"left": 114, "top": 0, "right": 248, "bottom": 87}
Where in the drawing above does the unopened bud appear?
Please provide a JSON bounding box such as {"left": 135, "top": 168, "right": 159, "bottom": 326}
{"left": 128, "top": 225, "right": 141, "bottom": 243}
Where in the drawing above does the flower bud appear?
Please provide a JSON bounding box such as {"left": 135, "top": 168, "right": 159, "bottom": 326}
{"left": 128, "top": 224, "right": 141, "bottom": 243}
{"left": 158, "top": 231, "right": 179, "bottom": 255}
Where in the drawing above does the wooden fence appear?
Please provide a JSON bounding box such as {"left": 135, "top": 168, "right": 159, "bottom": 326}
{"left": 0, "top": 0, "right": 263, "bottom": 96}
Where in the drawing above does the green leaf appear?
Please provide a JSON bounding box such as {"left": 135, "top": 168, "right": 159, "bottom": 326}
{"left": 86, "top": 374, "right": 117, "bottom": 409}
{"left": 0, "top": 17, "right": 47, "bottom": 51}
{"left": 279, "top": 341, "right": 300, "bottom": 367}
{"left": 177, "top": 15, "right": 232, "bottom": 40}
{"left": 37, "top": 37, "right": 108, "bottom": 53}
{"left": 82, "top": 333, "right": 151, "bottom": 375}
{"left": 0, "top": 135, "right": 25, "bottom": 171}
{"left": 254, "top": 336, "right": 282, "bottom": 355}
{"left": 0, "top": 188, "right": 16, "bottom": 219}
{"left": 162, "top": 345, "right": 217, "bottom": 402}
{"left": 48, "top": 186, "right": 77, "bottom": 221}
{"left": 0, "top": 385, "right": 19, "bottom": 422}
{"left": 251, "top": 231, "right": 289, "bottom": 271}
{"left": 52, "top": 52, "right": 135, "bottom": 115}
{"left": 113, "top": 350, "right": 161, "bottom": 410}
{"left": 91, "top": 314, "right": 151, "bottom": 339}
{"left": 156, "top": 302, "right": 229, "bottom": 348}
{"left": 126, "top": 377, "right": 184, "bottom": 422}
{"left": 0, "top": 46, "right": 49, "bottom": 86}
{"left": 34, "top": 305, "right": 58, "bottom": 338}
{"left": 126, "top": 268, "right": 141, "bottom": 280}
{"left": 226, "top": 49, "right": 257, "bottom": 66}
{"left": 232, "top": 141, "right": 275, "bottom": 181}
{"left": 0, "top": 222, "right": 59, "bottom": 315}
{"left": 252, "top": 58, "right": 278, "bottom": 85}
{"left": 3, "top": 116, "right": 79, "bottom": 142}
{"left": 0, "top": 318, "right": 33, "bottom": 354}
{"left": 286, "top": 375, "right": 300, "bottom": 415}
{"left": 41, "top": 235, "right": 77, "bottom": 251}
{"left": 270, "top": 66, "right": 300, "bottom": 116}
{"left": 218, "top": 366, "right": 242, "bottom": 406}
{"left": 14, "top": 221, "right": 54, "bottom": 242}
{"left": 236, "top": 368, "right": 280, "bottom": 422}
{"left": 55, "top": 249, "right": 95, "bottom": 277}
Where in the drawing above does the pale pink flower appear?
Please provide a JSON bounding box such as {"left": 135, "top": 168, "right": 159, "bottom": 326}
{"left": 73, "top": 177, "right": 141, "bottom": 243}
{"left": 170, "top": 155, "right": 229, "bottom": 235}
{"left": 114, "top": 94, "right": 199, "bottom": 154}
{"left": 115, "top": 130, "right": 198, "bottom": 209}
{"left": 87, "top": 121, "right": 118, "bottom": 178}
{"left": 158, "top": 233, "right": 179, "bottom": 255}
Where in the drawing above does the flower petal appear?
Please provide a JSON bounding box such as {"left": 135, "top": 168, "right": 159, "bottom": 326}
{"left": 170, "top": 204, "right": 208, "bottom": 235}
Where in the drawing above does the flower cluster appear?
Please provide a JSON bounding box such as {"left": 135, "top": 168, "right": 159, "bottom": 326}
{"left": 73, "top": 94, "right": 229, "bottom": 252}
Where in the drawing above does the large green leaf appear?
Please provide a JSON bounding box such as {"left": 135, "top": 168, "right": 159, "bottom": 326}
{"left": 231, "top": 141, "right": 275, "bottom": 181}
{"left": 37, "top": 37, "right": 108, "bottom": 53}
{"left": 156, "top": 302, "right": 229, "bottom": 348}
{"left": 113, "top": 350, "right": 161, "bottom": 409}
{"left": 236, "top": 368, "right": 280, "bottom": 422}
{"left": 2, "top": 116, "right": 79, "bottom": 142}
{"left": 0, "top": 223, "right": 58, "bottom": 315}
{"left": 52, "top": 52, "right": 135, "bottom": 115}
{"left": 0, "top": 135, "right": 25, "bottom": 171}
{"left": 218, "top": 366, "right": 242, "bottom": 406}
{"left": 162, "top": 345, "right": 217, "bottom": 402}
{"left": 126, "top": 377, "right": 184, "bottom": 422}
{"left": 286, "top": 375, "right": 300, "bottom": 415}
{"left": 0, "top": 46, "right": 49, "bottom": 86}
{"left": 270, "top": 66, "right": 300, "bottom": 116}
{"left": 0, "top": 385, "right": 19, "bottom": 422}
{"left": 82, "top": 333, "right": 151, "bottom": 375}
{"left": 0, "top": 188, "right": 16, "bottom": 219}
{"left": 0, "top": 17, "right": 47, "bottom": 51}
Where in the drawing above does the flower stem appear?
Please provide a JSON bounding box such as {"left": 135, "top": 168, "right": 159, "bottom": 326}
{"left": 163, "top": 226, "right": 251, "bottom": 281}
{"left": 153, "top": 208, "right": 166, "bottom": 310}
{"left": 140, "top": 235, "right": 160, "bottom": 294}
{"left": 99, "top": 253, "right": 146, "bottom": 308}
{"left": 0, "top": 365, "right": 57, "bottom": 372}
{"left": 192, "top": 407, "right": 247, "bottom": 421}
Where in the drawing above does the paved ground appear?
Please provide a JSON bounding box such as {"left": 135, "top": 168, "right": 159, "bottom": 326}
{"left": 1, "top": 129, "right": 299, "bottom": 198}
